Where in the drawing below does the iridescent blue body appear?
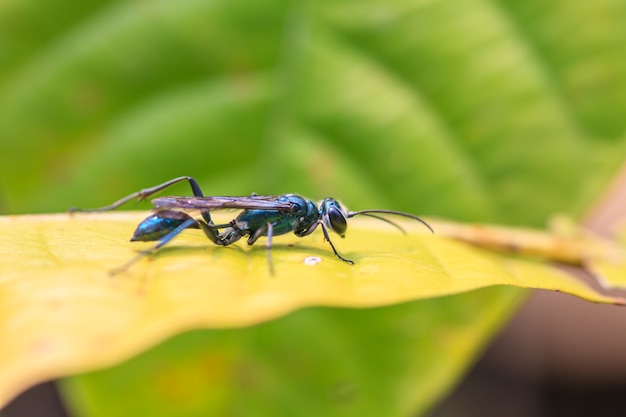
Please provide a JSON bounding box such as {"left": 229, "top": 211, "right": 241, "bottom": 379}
{"left": 132, "top": 210, "right": 199, "bottom": 241}
{"left": 219, "top": 194, "right": 320, "bottom": 244}
{"left": 71, "top": 176, "right": 433, "bottom": 274}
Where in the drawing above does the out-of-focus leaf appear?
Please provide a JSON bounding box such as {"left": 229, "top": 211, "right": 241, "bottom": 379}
{"left": 2, "top": 0, "right": 626, "bottom": 415}
{"left": 0, "top": 211, "right": 623, "bottom": 407}
{"left": 60, "top": 288, "right": 523, "bottom": 417}
{"left": 587, "top": 221, "right": 626, "bottom": 289}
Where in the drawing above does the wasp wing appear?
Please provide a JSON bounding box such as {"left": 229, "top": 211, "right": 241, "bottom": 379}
{"left": 152, "top": 195, "right": 297, "bottom": 212}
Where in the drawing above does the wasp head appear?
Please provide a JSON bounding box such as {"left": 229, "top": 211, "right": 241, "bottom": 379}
{"left": 320, "top": 198, "right": 348, "bottom": 237}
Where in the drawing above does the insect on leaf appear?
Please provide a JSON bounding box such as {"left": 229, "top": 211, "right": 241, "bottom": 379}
{"left": 0, "top": 212, "right": 624, "bottom": 407}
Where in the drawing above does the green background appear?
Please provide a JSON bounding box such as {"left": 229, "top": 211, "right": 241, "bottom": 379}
{"left": 1, "top": 0, "right": 626, "bottom": 415}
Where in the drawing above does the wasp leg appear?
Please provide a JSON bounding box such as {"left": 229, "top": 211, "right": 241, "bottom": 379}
{"left": 247, "top": 223, "right": 275, "bottom": 275}
{"left": 320, "top": 223, "right": 354, "bottom": 265}
{"left": 265, "top": 222, "right": 274, "bottom": 275}
{"left": 70, "top": 176, "right": 213, "bottom": 225}
{"left": 196, "top": 220, "right": 224, "bottom": 245}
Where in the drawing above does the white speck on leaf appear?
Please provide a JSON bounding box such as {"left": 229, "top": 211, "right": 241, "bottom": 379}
{"left": 303, "top": 256, "right": 322, "bottom": 266}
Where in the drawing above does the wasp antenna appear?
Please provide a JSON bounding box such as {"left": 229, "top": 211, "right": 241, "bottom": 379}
{"left": 354, "top": 212, "right": 407, "bottom": 234}
{"left": 348, "top": 209, "right": 434, "bottom": 234}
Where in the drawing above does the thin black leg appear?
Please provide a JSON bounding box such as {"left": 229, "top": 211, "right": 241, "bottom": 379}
{"left": 265, "top": 222, "right": 274, "bottom": 275}
{"left": 320, "top": 223, "right": 354, "bottom": 264}
{"left": 247, "top": 222, "right": 275, "bottom": 275}
{"left": 196, "top": 220, "right": 225, "bottom": 245}
{"left": 71, "top": 176, "right": 213, "bottom": 225}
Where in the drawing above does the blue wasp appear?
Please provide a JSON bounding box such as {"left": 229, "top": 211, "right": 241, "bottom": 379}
{"left": 72, "top": 176, "right": 433, "bottom": 274}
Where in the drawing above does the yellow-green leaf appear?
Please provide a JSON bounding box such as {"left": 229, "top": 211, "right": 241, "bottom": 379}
{"left": 587, "top": 221, "right": 626, "bottom": 289}
{"left": 0, "top": 211, "right": 624, "bottom": 406}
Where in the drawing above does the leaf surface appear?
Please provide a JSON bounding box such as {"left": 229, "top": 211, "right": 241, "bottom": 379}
{"left": 1, "top": 211, "right": 623, "bottom": 407}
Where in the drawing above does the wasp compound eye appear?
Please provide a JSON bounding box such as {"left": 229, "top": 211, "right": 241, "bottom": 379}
{"left": 328, "top": 206, "right": 347, "bottom": 236}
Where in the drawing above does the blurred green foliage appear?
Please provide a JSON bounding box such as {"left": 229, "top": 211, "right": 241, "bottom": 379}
{"left": 2, "top": 0, "right": 626, "bottom": 415}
